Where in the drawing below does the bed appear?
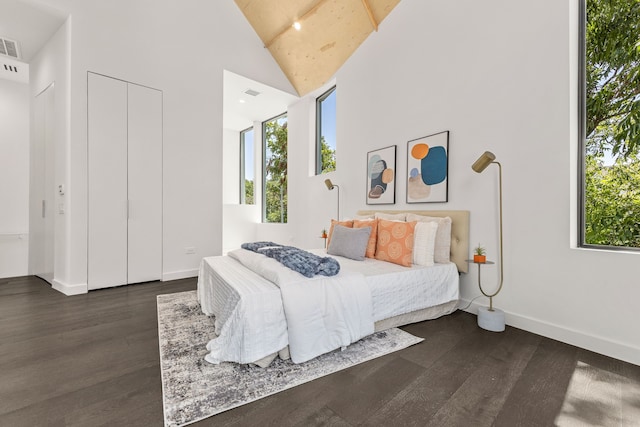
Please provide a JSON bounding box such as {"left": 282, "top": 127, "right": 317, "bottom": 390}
{"left": 197, "top": 210, "right": 469, "bottom": 367}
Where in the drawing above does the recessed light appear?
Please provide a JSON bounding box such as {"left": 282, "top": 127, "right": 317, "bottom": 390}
{"left": 292, "top": 21, "right": 301, "bottom": 31}
{"left": 239, "top": 99, "right": 246, "bottom": 103}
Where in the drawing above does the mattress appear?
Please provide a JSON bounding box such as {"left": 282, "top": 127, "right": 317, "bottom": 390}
{"left": 309, "top": 249, "right": 460, "bottom": 322}
{"left": 197, "top": 255, "right": 288, "bottom": 364}
{"left": 197, "top": 251, "right": 459, "bottom": 365}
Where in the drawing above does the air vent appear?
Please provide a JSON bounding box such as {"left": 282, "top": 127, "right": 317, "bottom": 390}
{"left": 3, "top": 63, "right": 18, "bottom": 73}
{"left": 0, "top": 37, "right": 21, "bottom": 59}
{"left": 244, "top": 88, "right": 261, "bottom": 97}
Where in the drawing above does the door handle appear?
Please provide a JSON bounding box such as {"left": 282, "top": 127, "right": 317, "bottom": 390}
{"left": 42, "top": 200, "right": 45, "bottom": 218}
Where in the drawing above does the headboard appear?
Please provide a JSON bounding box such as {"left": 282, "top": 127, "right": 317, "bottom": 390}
{"left": 356, "top": 210, "right": 470, "bottom": 274}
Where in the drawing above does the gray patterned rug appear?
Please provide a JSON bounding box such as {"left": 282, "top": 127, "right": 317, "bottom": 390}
{"left": 157, "top": 290, "right": 424, "bottom": 427}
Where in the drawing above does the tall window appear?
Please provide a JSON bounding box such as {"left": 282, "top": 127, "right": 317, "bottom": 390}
{"left": 316, "top": 86, "right": 336, "bottom": 174}
{"left": 263, "top": 113, "right": 288, "bottom": 223}
{"left": 580, "top": 0, "right": 640, "bottom": 249}
{"left": 240, "top": 127, "right": 254, "bottom": 204}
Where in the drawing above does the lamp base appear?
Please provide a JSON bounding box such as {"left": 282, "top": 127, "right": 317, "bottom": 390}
{"left": 477, "top": 306, "right": 505, "bottom": 332}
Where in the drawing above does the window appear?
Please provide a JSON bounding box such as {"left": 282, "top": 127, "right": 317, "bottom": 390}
{"left": 316, "top": 86, "right": 336, "bottom": 174}
{"left": 263, "top": 113, "right": 288, "bottom": 223}
{"left": 240, "top": 127, "right": 254, "bottom": 205}
{"left": 580, "top": 0, "right": 640, "bottom": 250}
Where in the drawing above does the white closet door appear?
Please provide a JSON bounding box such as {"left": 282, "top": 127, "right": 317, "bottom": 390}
{"left": 127, "top": 83, "right": 162, "bottom": 283}
{"left": 88, "top": 73, "right": 128, "bottom": 290}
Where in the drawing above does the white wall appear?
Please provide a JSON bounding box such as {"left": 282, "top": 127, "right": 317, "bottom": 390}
{"left": 222, "top": 127, "right": 260, "bottom": 253}
{"left": 281, "top": 0, "right": 640, "bottom": 365}
{"left": 32, "top": 0, "right": 295, "bottom": 288}
{"left": 29, "top": 17, "right": 72, "bottom": 292}
{"left": 0, "top": 79, "right": 30, "bottom": 278}
{"left": 223, "top": 128, "right": 240, "bottom": 205}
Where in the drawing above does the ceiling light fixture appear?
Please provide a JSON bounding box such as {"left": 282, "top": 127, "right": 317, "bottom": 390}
{"left": 292, "top": 21, "right": 301, "bottom": 31}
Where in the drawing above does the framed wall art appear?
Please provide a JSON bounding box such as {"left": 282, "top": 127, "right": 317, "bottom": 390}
{"left": 406, "top": 130, "right": 449, "bottom": 203}
{"left": 366, "top": 145, "right": 396, "bottom": 205}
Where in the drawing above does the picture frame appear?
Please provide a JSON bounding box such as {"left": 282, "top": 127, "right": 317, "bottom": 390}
{"left": 406, "top": 131, "right": 449, "bottom": 203}
{"left": 366, "top": 145, "right": 396, "bottom": 205}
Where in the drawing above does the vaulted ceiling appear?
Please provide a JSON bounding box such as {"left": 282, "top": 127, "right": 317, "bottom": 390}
{"left": 234, "top": 0, "right": 400, "bottom": 96}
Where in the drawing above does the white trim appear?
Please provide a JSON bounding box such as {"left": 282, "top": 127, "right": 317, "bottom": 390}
{"left": 52, "top": 279, "right": 88, "bottom": 295}
{"left": 162, "top": 269, "right": 198, "bottom": 282}
{"left": 461, "top": 299, "right": 640, "bottom": 366}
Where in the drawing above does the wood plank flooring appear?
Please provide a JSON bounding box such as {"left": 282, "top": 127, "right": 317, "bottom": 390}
{"left": 1, "top": 276, "right": 639, "bottom": 426}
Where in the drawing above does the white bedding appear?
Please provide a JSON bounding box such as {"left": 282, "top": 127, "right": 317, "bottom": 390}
{"left": 197, "top": 249, "right": 459, "bottom": 366}
{"left": 227, "top": 248, "right": 374, "bottom": 364}
{"left": 197, "top": 255, "right": 287, "bottom": 364}
{"left": 309, "top": 249, "right": 460, "bottom": 321}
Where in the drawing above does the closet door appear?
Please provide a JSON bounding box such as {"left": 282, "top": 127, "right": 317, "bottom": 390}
{"left": 127, "top": 83, "right": 162, "bottom": 283}
{"left": 88, "top": 73, "right": 128, "bottom": 290}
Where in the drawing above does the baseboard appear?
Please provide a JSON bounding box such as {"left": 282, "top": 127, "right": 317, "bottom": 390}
{"left": 52, "top": 279, "right": 88, "bottom": 296}
{"left": 162, "top": 269, "right": 199, "bottom": 282}
{"left": 460, "top": 299, "right": 640, "bottom": 367}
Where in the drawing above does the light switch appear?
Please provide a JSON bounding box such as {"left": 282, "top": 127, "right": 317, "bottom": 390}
{"left": 58, "top": 203, "right": 65, "bottom": 214}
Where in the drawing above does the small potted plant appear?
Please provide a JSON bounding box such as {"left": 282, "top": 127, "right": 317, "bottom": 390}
{"left": 473, "top": 244, "right": 486, "bottom": 263}
{"left": 321, "top": 228, "right": 328, "bottom": 238}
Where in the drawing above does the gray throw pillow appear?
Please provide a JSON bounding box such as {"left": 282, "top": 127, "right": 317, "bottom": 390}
{"left": 327, "top": 225, "right": 371, "bottom": 261}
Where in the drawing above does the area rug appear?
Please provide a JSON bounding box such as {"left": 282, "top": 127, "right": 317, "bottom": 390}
{"left": 157, "top": 290, "right": 424, "bottom": 427}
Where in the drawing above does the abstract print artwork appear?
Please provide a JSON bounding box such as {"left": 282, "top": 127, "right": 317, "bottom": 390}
{"left": 366, "top": 145, "right": 396, "bottom": 205}
{"left": 407, "top": 131, "right": 449, "bottom": 203}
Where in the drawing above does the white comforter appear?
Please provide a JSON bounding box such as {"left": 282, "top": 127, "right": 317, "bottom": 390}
{"left": 227, "top": 248, "right": 374, "bottom": 364}
{"left": 197, "top": 255, "right": 288, "bottom": 364}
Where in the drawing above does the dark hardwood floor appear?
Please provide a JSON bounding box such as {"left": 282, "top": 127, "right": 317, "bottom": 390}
{"left": 1, "top": 276, "right": 639, "bottom": 426}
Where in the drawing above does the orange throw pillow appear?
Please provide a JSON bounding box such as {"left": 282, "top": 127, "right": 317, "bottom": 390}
{"left": 327, "top": 219, "right": 353, "bottom": 248}
{"left": 353, "top": 219, "right": 378, "bottom": 258}
{"left": 375, "top": 219, "right": 417, "bottom": 267}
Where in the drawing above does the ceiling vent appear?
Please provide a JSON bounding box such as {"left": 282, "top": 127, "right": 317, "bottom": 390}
{"left": 244, "top": 88, "right": 261, "bottom": 97}
{"left": 0, "top": 37, "right": 21, "bottom": 60}
{"left": 3, "top": 63, "right": 19, "bottom": 73}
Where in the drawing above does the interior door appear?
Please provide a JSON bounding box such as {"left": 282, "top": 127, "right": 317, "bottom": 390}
{"left": 127, "top": 83, "right": 162, "bottom": 284}
{"left": 87, "top": 73, "right": 128, "bottom": 290}
{"left": 29, "top": 83, "right": 55, "bottom": 283}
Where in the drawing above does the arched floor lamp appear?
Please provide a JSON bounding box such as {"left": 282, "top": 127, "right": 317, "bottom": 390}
{"left": 324, "top": 179, "right": 340, "bottom": 220}
{"left": 472, "top": 151, "right": 505, "bottom": 332}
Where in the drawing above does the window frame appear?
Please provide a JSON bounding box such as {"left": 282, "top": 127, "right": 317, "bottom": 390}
{"left": 316, "top": 86, "right": 336, "bottom": 175}
{"left": 578, "top": 0, "right": 588, "bottom": 249}
{"left": 239, "top": 126, "right": 253, "bottom": 205}
{"left": 262, "top": 112, "right": 288, "bottom": 223}
{"left": 577, "top": 0, "right": 640, "bottom": 252}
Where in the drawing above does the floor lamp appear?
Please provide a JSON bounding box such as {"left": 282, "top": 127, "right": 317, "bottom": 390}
{"left": 471, "top": 151, "right": 505, "bottom": 332}
{"left": 324, "top": 179, "right": 340, "bottom": 220}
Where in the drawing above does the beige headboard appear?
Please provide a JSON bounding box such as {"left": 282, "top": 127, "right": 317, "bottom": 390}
{"left": 356, "top": 210, "right": 470, "bottom": 274}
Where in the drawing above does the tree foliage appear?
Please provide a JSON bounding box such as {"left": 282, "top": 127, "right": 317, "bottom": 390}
{"left": 244, "top": 179, "right": 254, "bottom": 205}
{"left": 320, "top": 136, "right": 336, "bottom": 173}
{"left": 586, "top": 0, "right": 640, "bottom": 157}
{"left": 585, "top": 155, "right": 640, "bottom": 246}
{"left": 264, "top": 117, "right": 288, "bottom": 223}
{"left": 584, "top": 0, "right": 640, "bottom": 248}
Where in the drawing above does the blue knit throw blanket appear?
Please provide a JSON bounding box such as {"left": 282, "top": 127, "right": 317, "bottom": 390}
{"left": 241, "top": 241, "right": 340, "bottom": 278}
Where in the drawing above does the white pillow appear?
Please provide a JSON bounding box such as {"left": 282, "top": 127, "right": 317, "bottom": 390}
{"left": 353, "top": 214, "right": 375, "bottom": 220}
{"left": 413, "top": 221, "right": 438, "bottom": 266}
{"left": 405, "top": 213, "right": 451, "bottom": 263}
{"left": 374, "top": 212, "right": 406, "bottom": 221}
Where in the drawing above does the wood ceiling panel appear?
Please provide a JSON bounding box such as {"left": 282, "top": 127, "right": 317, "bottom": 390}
{"left": 235, "top": 0, "right": 401, "bottom": 95}
{"left": 367, "top": 0, "right": 401, "bottom": 27}
{"left": 235, "top": 0, "right": 320, "bottom": 44}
